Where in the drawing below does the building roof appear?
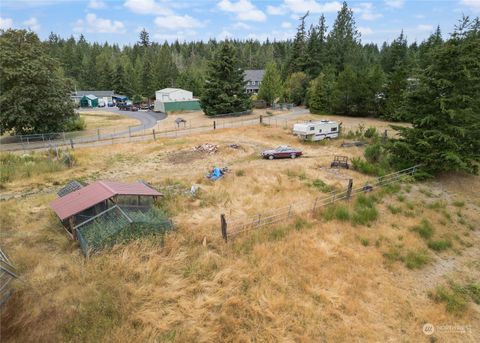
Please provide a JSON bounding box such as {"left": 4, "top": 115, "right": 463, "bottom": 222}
{"left": 51, "top": 181, "right": 162, "bottom": 221}
{"left": 244, "top": 70, "right": 265, "bottom": 82}
{"left": 156, "top": 88, "right": 189, "bottom": 94}
{"left": 72, "top": 90, "right": 114, "bottom": 98}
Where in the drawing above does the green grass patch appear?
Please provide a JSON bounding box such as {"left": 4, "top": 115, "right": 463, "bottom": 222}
{"left": 411, "top": 219, "right": 434, "bottom": 239}
{"left": 429, "top": 281, "right": 480, "bottom": 314}
{"left": 426, "top": 200, "right": 446, "bottom": 210}
{"left": 351, "top": 195, "right": 378, "bottom": 226}
{"left": 427, "top": 239, "right": 452, "bottom": 251}
{"left": 360, "top": 238, "right": 370, "bottom": 246}
{"left": 404, "top": 250, "right": 431, "bottom": 269}
{"left": 387, "top": 204, "right": 402, "bottom": 214}
{"left": 321, "top": 205, "right": 350, "bottom": 222}
{"left": 311, "top": 179, "right": 333, "bottom": 193}
{"left": 452, "top": 200, "right": 465, "bottom": 208}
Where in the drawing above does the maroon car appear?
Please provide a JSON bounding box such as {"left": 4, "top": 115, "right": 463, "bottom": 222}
{"left": 262, "top": 145, "right": 303, "bottom": 160}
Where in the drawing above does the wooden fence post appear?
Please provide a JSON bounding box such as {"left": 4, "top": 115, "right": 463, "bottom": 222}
{"left": 347, "top": 179, "right": 353, "bottom": 199}
{"left": 213, "top": 121, "right": 216, "bottom": 130}
{"left": 128, "top": 126, "right": 132, "bottom": 137}
{"left": 221, "top": 214, "right": 227, "bottom": 242}
{"left": 152, "top": 129, "right": 156, "bottom": 140}
{"left": 97, "top": 129, "right": 100, "bottom": 141}
{"left": 259, "top": 115, "right": 263, "bottom": 124}
{"left": 312, "top": 197, "right": 318, "bottom": 215}
{"left": 70, "top": 138, "right": 75, "bottom": 149}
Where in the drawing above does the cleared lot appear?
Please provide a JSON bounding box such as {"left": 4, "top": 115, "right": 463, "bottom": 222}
{"left": 1, "top": 120, "right": 478, "bottom": 342}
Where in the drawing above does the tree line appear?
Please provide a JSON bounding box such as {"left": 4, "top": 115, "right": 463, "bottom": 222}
{"left": 0, "top": 1, "right": 478, "bottom": 175}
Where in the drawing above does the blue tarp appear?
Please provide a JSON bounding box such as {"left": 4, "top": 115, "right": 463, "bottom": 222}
{"left": 207, "top": 167, "right": 224, "bottom": 181}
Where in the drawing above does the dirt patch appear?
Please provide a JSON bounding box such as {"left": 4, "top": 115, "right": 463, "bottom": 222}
{"left": 166, "top": 149, "right": 211, "bottom": 164}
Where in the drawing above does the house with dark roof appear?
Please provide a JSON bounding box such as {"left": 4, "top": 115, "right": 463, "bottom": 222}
{"left": 244, "top": 69, "right": 265, "bottom": 94}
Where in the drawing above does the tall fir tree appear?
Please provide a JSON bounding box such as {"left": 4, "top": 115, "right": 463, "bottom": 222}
{"left": 389, "top": 17, "right": 480, "bottom": 175}
{"left": 200, "top": 42, "right": 251, "bottom": 116}
{"left": 258, "top": 62, "right": 283, "bottom": 105}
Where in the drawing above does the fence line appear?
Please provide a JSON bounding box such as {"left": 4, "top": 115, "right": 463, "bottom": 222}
{"left": 221, "top": 165, "right": 420, "bottom": 241}
{"left": 0, "top": 114, "right": 316, "bottom": 152}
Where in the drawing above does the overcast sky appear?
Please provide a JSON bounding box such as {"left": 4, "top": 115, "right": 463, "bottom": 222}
{"left": 1, "top": 0, "right": 479, "bottom": 45}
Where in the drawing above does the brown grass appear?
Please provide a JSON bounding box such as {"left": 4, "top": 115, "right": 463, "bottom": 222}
{"left": 1, "top": 122, "right": 479, "bottom": 342}
{"left": 80, "top": 111, "right": 140, "bottom": 129}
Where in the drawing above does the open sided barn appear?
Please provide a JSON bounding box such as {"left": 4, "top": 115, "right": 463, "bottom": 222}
{"left": 50, "top": 181, "right": 173, "bottom": 256}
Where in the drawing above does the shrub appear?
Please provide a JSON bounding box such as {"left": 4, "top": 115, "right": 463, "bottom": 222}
{"left": 404, "top": 250, "right": 431, "bottom": 269}
{"left": 235, "top": 169, "right": 245, "bottom": 177}
{"left": 364, "top": 127, "right": 379, "bottom": 139}
{"left": 351, "top": 157, "right": 385, "bottom": 176}
{"left": 427, "top": 239, "right": 452, "bottom": 251}
{"left": 64, "top": 115, "right": 86, "bottom": 131}
{"left": 364, "top": 143, "right": 382, "bottom": 163}
{"left": 411, "top": 219, "right": 434, "bottom": 239}
{"left": 453, "top": 200, "right": 465, "bottom": 208}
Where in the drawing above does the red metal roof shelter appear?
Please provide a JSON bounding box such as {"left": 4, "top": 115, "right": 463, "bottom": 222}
{"left": 51, "top": 181, "right": 161, "bottom": 221}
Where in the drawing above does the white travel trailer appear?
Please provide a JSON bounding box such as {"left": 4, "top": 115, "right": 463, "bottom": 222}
{"left": 293, "top": 120, "right": 340, "bottom": 141}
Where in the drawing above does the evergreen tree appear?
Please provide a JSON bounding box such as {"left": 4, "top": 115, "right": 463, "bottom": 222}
{"left": 327, "top": 1, "right": 360, "bottom": 71}
{"left": 284, "top": 72, "right": 307, "bottom": 105}
{"left": 331, "top": 64, "right": 357, "bottom": 115}
{"left": 138, "top": 28, "right": 150, "bottom": 47}
{"left": 0, "top": 29, "right": 75, "bottom": 134}
{"left": 307, "top": 73, "right": 328, "bottom": 113}
{"left": 389, "top": 17, "right": 480, "bottom": 175}
{"left": 258, "top": 62, "right": 283, "bottom": 106}
{"left": 288, "top": 12, "right": 309, "bottom": 74}
{"left": 200, "top": 42, "right": 251, "bottom": 116}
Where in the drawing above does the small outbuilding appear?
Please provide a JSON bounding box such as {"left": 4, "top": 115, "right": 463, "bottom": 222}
{"left": 51, "top": 180, "right": 162, "bottom": 237}
{"left": 79, "top": 94, "right": 99, "bottom": 108}
{"left": 154, "top": 88, "right": 201, "bottom": 113}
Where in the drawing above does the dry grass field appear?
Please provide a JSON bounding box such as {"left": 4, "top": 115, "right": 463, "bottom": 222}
{"left": 1, "top": 118, "right": 479, "bottom": 342}
{"left": 79, "top": 111, "right": 140, "bottom": 130}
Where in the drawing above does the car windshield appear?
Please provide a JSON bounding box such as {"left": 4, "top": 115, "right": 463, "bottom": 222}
{"left": 276, "top": 146, "right": 290, "bottom": 151}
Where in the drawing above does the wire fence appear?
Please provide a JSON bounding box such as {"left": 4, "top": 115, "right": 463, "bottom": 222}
{"left": 75, "top": 205, "right": 174, "bottom": 257}
{"left": 0, "top": 113, "right": 315, "bottom": 152}
{"left": 220, "top": 165, "right": 420, "bottom": 241}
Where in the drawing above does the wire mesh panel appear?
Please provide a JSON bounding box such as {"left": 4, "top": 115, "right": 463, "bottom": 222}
{"left": 75, "top": 205, "right": 174, "bottom": 257}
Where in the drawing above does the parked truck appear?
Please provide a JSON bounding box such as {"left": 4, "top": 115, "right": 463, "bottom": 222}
{"left": 293, "top": 120, "right": 340, "bottom": 141}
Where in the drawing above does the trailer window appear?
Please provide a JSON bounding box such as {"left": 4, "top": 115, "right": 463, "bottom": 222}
{"left": 318, "top": 129, "right": 322, "bottom": 133}
{"left": 331, "top": 127, "right": 337, "bottom": 132}
{"left": 310, "top": 127, "right": 314, "bottom": 131}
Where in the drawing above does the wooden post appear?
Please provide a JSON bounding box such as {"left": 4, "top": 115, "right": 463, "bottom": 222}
{"left": 152, "top": 129, "right": 156, "bottom": 140}
{"left": 347, "top": 179, "right": 353, "bottom": 199}
{"left": 128, "top": 126, "right": 132, "bottom": 137}
{"left": 257, "top": 214, "right": 261, "bottom": 226}
{"left": 312, "top": 197, "right": 318, "bottom": 214}
{"left": 213, "top": 121, "right": 216, "bottom": 130}
{"left": 70, "top": 138, "right": 75, "bottom": 149}
{"left": 97, "top": 128, "right": 100, "bottom": 141}
{"left": 221, "top": 214, "right": 227, "bottom": 243}
{"left": 259, "top": 115, "right": 263, "bottom": 124}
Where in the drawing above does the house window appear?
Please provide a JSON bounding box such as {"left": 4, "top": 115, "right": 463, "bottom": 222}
{"left": 331, "top": 127, "right": 337, "bottom": 132}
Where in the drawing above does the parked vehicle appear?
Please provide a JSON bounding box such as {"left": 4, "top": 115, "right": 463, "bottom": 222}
{"left": 293, "top": 120, "right": 340, "bottom": 141}
{"left": 262, "top": 146, "right": 303, "bottom": 160}
{"left": 117, "top": 102, "right": 138, "bottom": 111}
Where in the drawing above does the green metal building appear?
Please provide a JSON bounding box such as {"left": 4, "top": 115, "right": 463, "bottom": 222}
{"left": 154, "top": 88, "right": 201, "bottom": 113}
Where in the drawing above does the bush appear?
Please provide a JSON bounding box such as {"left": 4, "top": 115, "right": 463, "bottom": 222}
{"left": 235, "top": 169, "right": 245, "bottom": 177}
{"left": 64, "top": 116, "right": 86, "bottom": 131}
{"left": 364, "top": 127, "right": 378, "bottom": 139}
{"left": 364, "top": 143, "right": 382, "bottom": 163}
{"left": 334, "top": 206, "right": 350, "bottom": 221}
{"left": 351, "top": 157, "right": 385, "bottom": 176}
{"left": 404, "top": 250, "right": 431, "bottom": 269}
{"left": 431, "top": 286, "right": 468, "bottom": 314}
{"left": 427, "top": 239, "right": 452, "bottom": 251}
{"left": 411, "top": 219, "right": 434, "bottom": 239}
{"left": 387, "top": 204, "right": 402, "bottom": 214}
